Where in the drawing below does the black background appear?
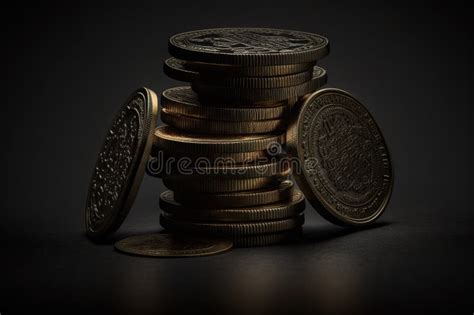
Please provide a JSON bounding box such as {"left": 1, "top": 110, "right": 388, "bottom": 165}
{"left": 2, "top": 0, "right": 473, "bottom": 314}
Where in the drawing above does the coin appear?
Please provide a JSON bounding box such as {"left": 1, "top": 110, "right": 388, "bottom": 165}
{"left": 162, "top": 86, "right": 288, "bottom": 121}
{"left": 169, "top": 28, "right": 329, "bottom": 66}
{"left": 287, "top": 88, "right": 393, "bottom": 226}
{"left": 163, "top": 168, "right": 291, "bottom": 193}
{"left": 231, "top": 229, "right": 301, "bottom": 247}
{"left": 164, "top": 58, "right": 314, "bottom": 88}
{"left": 160, "top": 189, "right": 305, "bottom": 221}
{"left": 197, "top": 68, "right": 315, "bottom": 88}
{"left": 160, "top": 213, "right": 305, "bottom": 236}
{"left": 155, "top": 156, "right": 288, "bottom": 179}
{"left": 161, "top": 108, "right": 286, "bottom": 134}
{"left": 85, "top": 87, "right": 158, "bottom": 239}
{"left": 163, "top": 57, "right": 198, "bottom": 82}
{"left": 149, "top": 148, "right": 269, "bottom": 164}
{"left": 194, "top": 67, "right": 327, "bottom": 103}
{"left": 187, "top": 60, "right": 315, "bottom": 76}
{"left": 173, "top": 179, "right": 294, "bottom": 208}
{"left": 114, "top": 233, "right": 232, "bottom": 257}
{"left": 154, "top": 126, "right": 285, "bottom": 154}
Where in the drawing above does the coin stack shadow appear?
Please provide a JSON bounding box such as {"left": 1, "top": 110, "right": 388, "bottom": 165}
{"left": 149, "top": 54, "right": 328, "bottom": 247}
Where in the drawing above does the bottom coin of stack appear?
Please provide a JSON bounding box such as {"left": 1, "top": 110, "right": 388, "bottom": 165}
{"left": 158, "top": 182, "right": 305, "bottom": 247}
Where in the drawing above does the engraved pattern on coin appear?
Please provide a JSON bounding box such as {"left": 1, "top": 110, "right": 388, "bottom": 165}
{"left": 299, "top": 90, "right": 392, "bottom": 222}
{"left": 172, "top": 28, "right": 326, "bottom": 55}
{"left": 86, "top": 96, "right": 145, "bottom": 234}
{"left": 115, "top": 233, "right": 233, "bottom": 257}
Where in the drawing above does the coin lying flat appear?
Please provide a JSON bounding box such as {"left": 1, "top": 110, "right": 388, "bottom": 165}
{"left": 162, "top": 87, "right": 288, "bottom": 121}
{"left": 169, "top": 28, "right": 329, "bottom": 66}
{"left": 160, "top": 189, "right": 305, "bottom": 222}
{"left": 163, "top": 168, "right": 291, "bottom": 193}
{"left": 161, "top": 108, "right": 286, "bottom": 135}
{"left": 231, "top": 229, "right": 301, "bottom": 247}
{"left": 160, "top": 213, "right": 305, "bottom": 237}
{"left": 114, "top": 233, "right": 232, "bottom": 257}
{"left": 195, "top": 67, "right": 327, "bottom": 104}
{"left": 164, "top": 57, "right": 198, "bottom": 82}
{"left": 164, "top": 58, "right": 315, "bottom": 88}
{"left": 174, "top": 179, "right": 294, "bottom": 208}
{"left": 287, "top": 88, "right": 393, "bottom": 226}
{"left": 154, "top": 126, "right": 285, "bottom": 154}
{"left": 155, "top": 156, "right": 288, "bottom": 179}
{"left": 149, "top": 148, "right": 269, "bottom": 164}
{"left": 85, "top": 87, "right": 158, "bottom": 239}
{"left": 186, "top": 60, "right": 315, "bottom": 77}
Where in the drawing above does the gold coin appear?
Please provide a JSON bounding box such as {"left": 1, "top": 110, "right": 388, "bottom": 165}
{"left": 173, "top": 179, "right": 294, "bottom": 208}
{"left": 161, "top": 108, "right": 286, "bottom": 135}
{"left": 160, "top": 189, "right": 305, "bottom": 222}
{"left": 162, "top": 168, "right": 290, "bottom": 193}
{"left": 154, "top": 126, "right": 285, "bottom": 154}
{"left": 160, "top": 213, "right": 305, "bottom": 237}
{"left": 161, "top": 86, "right": 288, "bottom": 121}
{"left": 114, "top": 233, "right": 232, "bottom": 257}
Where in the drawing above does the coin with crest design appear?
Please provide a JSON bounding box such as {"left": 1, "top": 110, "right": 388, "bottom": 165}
{"left": 287, "top": 88, "right": 393, "bottom": 226}
{"left": 169, "top": 28, "right": 329, "bottom": 66}
{"left": 85, "top": 87, "right": 158, "bottom": 239}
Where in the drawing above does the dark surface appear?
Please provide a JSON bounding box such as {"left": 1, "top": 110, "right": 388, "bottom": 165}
{"left": 2, "top": 1, "right": 473, "bottom": 314}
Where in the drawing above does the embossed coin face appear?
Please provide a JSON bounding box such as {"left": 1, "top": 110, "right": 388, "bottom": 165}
{"left": 288, "top": 88, "right": 393, "bottom": 226}
{"left": 115, "top": 233, "right": 232, "bottom": 257}
{"left": 85, "top": 88, "right": 158, "bottom": 239}
{"left": 169, "top": 28, "right": 329, "bottom": 66}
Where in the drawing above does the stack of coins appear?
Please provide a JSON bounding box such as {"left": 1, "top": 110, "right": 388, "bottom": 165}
{"left": 149, "top": 28, "right": 329, "bottom": 247}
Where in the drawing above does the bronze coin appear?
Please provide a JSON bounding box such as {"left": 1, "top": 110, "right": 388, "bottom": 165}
{"left": 287, "top": 88, "right": 393, "bottom": 226}
{"left": 169, "top": 28, "right": 329, "bottom": 66}
{"left": 114, "top": 233, "right": 232, "bottom": 257}
{"left": 85, "top": 87, "right": 158, "bottom": 239}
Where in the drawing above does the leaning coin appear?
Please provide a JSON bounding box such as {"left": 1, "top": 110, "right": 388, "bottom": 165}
{"left": 168, "top": 28, "right": 329, "bottom": 66}
{"left": 154, "top": 126, "right": 285, "bottom": 154}
{"left": 161, "top": 108, "right": 286, "bottom": 135}
{"left": 160, "top": 189, "right": 305, "bottom": 222}
{"left": 160, "top": 214, "right": 305, "bottom": 236}
{"left": 85, "top": 87, "right": 158, "bottom": 239}
{"left": 114, "top": 233, "right": 232, "bottom": 257}
{"left": 287, "top": 88, "right": 393, "bottom": 226}
{"left": 194, "top": 67, "right": 327, "bottom": 104}
{"left": 162, "top": 86, "right": 288, "bottom": 121}
{"left": 173, "top": 179, "right": 294, "bottom": 208}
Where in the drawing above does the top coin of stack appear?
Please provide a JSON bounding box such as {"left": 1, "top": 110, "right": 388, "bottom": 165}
{"left": 150, "top": 28, "right": 330, "bottom": 246}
